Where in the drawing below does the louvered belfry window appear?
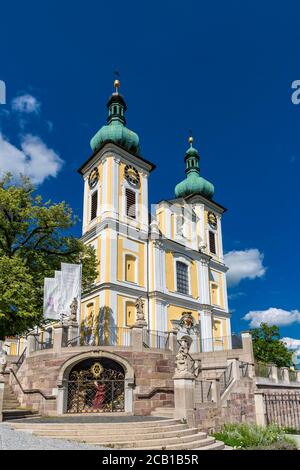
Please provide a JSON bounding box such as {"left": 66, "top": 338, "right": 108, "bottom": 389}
{"left": 126, "top": 188, "right": 136, "bottom": 218}
{"left": 91, "top": 191, "right": 98, "bottom": 220}
{"left": 209, "top": 231, "right": 216, "bottom": 254}
{"left": 176, "top": 261, "right": 189, "bottom": 295}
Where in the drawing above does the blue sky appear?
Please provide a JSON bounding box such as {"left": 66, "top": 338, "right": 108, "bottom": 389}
{"left": 0, "top": 1, "right": 299, "bottom": 348}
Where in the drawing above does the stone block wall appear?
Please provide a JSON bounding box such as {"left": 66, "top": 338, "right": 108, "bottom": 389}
{"left": 189, "top": 377, "right": 256, "bottom": 433}
{"left": 9, "top": 347, "right": 175, "bottom": 416}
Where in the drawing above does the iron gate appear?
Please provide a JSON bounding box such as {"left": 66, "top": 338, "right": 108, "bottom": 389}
{"left": 264, "top": 392, "right": 300, "bottom": 431}
{"left": 67, "top": 359, "right": 125, "bottom": 413}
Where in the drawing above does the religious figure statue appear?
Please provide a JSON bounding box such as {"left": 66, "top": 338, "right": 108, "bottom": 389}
{"left": 69, "top": 297, "right": 78, "bottom": 322}
{"left": 135, "top": 296, "right": 145, "bottom": 322}
{"left": 92, "top": 382, "right": 106, "bottom": 410}
{"left": 0, "top": 348, "right": 8, "bottom": 375}
{"left": 180, "top": 312, "right": 194, "bottom": 333}
{"left": 175, "top": 336, "right": 193, "bottom": 376}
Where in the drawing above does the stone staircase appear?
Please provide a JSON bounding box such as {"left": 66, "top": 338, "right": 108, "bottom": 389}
{"left": 9, "top": 419, "right": 227, "bottom": 450}
{"left": 2, "top": 379, "right": 40, "bottom": 421}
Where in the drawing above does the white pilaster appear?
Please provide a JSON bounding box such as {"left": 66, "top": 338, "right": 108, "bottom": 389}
{"left": 197, "top": 258, "right": 210, "bottom": 304}
{"left": 200, "top": 306, "right": 213, "bottom": 351}
{"left": 111, "top": 157, "right": 120, "bottom": 219}
{"left": 101, "top": 157, "right": 109, "bottom": 216}
{"left": 140, "top": 171, "right": 149, "bottom": 232}
{"left": 82, "top": 177, "right": 89, "bottom": 234}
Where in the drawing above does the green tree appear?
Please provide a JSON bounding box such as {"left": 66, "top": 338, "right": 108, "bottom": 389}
{"left": 250, "top": 322, "right": 294, "bottom": 367}
{"left": 0, "top": 173, "right": 98, "bottom": 339}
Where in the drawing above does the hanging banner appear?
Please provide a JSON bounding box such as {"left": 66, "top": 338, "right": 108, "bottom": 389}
{"left": 60, "top": 263, "right": 82, "bottom": 321}
{"left": 43, "top": 274, "right": 61, "bottom": 320}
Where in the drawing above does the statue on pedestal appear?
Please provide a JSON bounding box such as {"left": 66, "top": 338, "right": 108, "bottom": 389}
{"left": 69, "top": 297, "right": 78, "bottom": 323}
{"left": 135, "top": 297, "right": 145, "bottom": 322}
{"left": 174, "top": 336, "right": 194, "bottom": 377}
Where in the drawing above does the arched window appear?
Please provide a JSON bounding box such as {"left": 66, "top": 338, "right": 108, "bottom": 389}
{"left": 125, "top": 254, "right": 136, "bottom": 283}
{"left": 176, "top": 261, "right": 189, "bottom": 295}
{"left": 125, "top": 301, "right": 136, "bottom": 326}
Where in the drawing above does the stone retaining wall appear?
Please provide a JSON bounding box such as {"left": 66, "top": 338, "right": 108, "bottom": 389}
{"left": 10, "top": 347, "right": 175, "bottom": 416}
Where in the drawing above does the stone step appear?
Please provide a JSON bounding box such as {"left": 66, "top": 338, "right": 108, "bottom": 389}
{"left": 3, "top": 410, "right": 41, "bottom": 421}
{"left": 132, "top": 436, "right": 218, "bottom": 450}
{"left": 76, "top": 431, "right": 209, "bottom": 448}
{"left": 11, "top": 418, "right": 180, "bottom": 430}
{"left": 25, "top": 423, "right": 189, "bottom": 437}
{"left": 151, "top": 407, "right": 175, "bottom": 418}
{"left": 31, "top": 427, "right": 199, "bottom": 443}
{"left": 193, "top": 440, "right": 226, "bottom": 450}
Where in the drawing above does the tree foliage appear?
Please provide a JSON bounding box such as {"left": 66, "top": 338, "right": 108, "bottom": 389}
{"left": 250, "top": 322, "right": 294, "bottom": 368}
{"left": 0, "top": 173, "right": 98, "bottom": 339}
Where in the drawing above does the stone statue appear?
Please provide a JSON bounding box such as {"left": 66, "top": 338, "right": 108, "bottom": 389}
{"left": 180, "top": 312, "right": 194, "bottom": 333}
{"left": 0, "top": 348, "right": 7, "bottom": 375}
{"left": 69, "top": 297, "right": 78, "bottom": 322}
{"left": 175, "top": 336, "right": 193, "bottom": 376}
{"left": 135, "top": 296, "right": 145, "bottom": 322}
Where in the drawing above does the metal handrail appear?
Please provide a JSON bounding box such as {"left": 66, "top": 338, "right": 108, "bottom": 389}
{"left": 220, "top": 361, "right": 233, "bottom": 396}
{"left": 14, "top": 347, "right": 27, "bottom": 370}
{"left": 143, "top": 329, "right": 170, "bottom": 349}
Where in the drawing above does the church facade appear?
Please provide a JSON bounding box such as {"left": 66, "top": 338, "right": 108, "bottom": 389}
{"left": 78, "top": 79, "right": 231, "bottom": 352}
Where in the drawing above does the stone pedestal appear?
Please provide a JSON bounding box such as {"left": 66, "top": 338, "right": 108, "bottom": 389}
{"left": 282, "top": 367, "right": 290, "bottom": 383}
{"left": 270, "top": 364, "right": 279, "bottom": 383}
{"left": 53, "top": 323, "right": 65, "bottom": 353}
{"left": 26, "top": 333, "right": 39, "bottom": 357}
{"left": 173, "top": 372, "right": 195, "bottom": 420}
{"left": 241, "top": 331, "right": 255, "bottom": 363}
{"left": 254, "top": 392, "right": 266, "bottom": 426}
{"left": 169, "top": 330, "right": 179, "bottom": 353}
{"left": 67, "top": 321, "right": 79, "bottom": 347}
{"left": 131, "top": 323, "right": 146, "bottom": 352}
{"left": 297, "top": 371, "right": 300, "bottom": 383}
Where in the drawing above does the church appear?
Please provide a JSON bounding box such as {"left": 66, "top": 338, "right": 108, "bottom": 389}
{"left": 78, "top": 78, "right": 231, "bottom": 352}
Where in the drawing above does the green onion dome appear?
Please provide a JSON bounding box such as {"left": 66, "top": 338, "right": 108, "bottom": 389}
{"left": 174, "top": 136, "right": 214, "bottom": 199}
{"left": 90, "top": 80, "right": 140, "bottom": 156}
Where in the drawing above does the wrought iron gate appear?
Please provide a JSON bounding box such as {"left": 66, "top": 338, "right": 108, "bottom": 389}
{"left": 264, "top": 392, "right": 300, "bottom": 431}
{"left": 67, "top": 359, "right": 125, "bottom": 413}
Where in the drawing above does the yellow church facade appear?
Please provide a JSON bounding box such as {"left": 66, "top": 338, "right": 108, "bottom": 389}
{"left": 78, "top": 80, "right": 231, "bottom": 353}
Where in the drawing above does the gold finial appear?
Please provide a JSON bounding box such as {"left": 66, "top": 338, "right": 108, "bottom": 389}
{"left": 114, "top": 79, "right": 120, "bottom": 91}
{"left": 188, "top": 129, "right": 193, "bottom": 146}
{"left": 114, "top": 70, "right": 120, "bottom": 93}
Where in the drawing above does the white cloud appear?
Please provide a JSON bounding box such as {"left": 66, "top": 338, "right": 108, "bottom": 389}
{"left": 282, "top": 337, "right": 300, "bottom": 353}
{"left": 243, "top": 307, "right": 300, "bottom": 327}
{"left": 11, "top": 94, "right": 41, "bottom": 114}
{"left": 0, "top": 132, "right": 63, "bottom": 184}
{"left": 224, "top": 248, "right": 266, "bottom": 287}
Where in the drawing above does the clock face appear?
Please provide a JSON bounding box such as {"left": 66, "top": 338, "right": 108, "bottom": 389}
{"left": 124, "top": 164, "right": 140, "bottom": 186}
{"left": 88, "top": 167, "right": 99, "bottom": 189}
{"left": 208, "top": 211, "right": 217, "bottom": 229}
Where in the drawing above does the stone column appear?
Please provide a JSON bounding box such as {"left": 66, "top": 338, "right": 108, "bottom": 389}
{"left": 270, "top": 364, "right": 279, "bottom": 383}
{"left": 173, "top": 373, "right": 195, "bottom": 420}
{"left": 241, "top": 331, "right": 255, "bottom": 363}
{"left": 200, "top": 305, "right": 213, "bottom": 351}
{"left": 296, "top": 371, "right": 300, "bottom": 383}
{"left": 282, "top": 367, "right": 290, "bottom": 383}
{"left": 254, "top": 392, "right": 266, "bottom": 426}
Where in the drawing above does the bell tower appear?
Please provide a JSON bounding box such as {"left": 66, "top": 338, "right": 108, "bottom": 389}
{"left": 78, "top": 80, "right": 155, "bottom": 332}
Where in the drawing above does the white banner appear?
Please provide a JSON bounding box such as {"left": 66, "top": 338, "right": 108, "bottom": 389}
{"left": 60, "top": 263, "right": 82, "bottom": 321}
{"left": 43, "top": 275, "right": 60, "bottom": 320}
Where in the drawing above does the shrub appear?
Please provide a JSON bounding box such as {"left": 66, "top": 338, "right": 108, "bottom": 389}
{"left": 213, "top": 423, "right": 297, "bottom": 450}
